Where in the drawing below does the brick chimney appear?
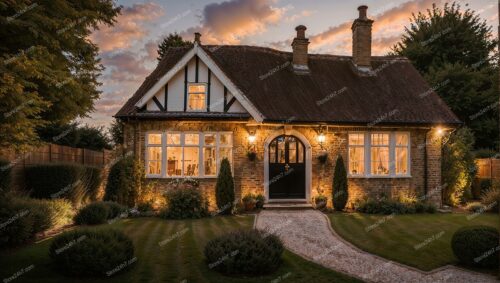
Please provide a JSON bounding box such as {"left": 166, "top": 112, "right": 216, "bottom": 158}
{"left": 352, "top": 5, "right": 374, "bottom": 69}
{"left": 291, "top": 25, "right": 310, "bottom": 74}
{"left": 194, "top": 32, "right": 201, "bottom": 44}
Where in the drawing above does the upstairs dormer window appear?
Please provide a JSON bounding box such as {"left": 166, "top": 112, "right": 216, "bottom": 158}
{"left": 187, "top": 83, "right": 207, "bottom": 111}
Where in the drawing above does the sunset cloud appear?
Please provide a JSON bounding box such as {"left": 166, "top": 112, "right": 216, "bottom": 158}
{"left": 180, "top": 0, "right": 287, "bottom": 44}
{"left": 91, "top": 2, "right": 164, "bottom": 52}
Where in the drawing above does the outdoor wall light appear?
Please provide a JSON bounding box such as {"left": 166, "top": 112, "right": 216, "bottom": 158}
{"left": 317, "top": 133, "right": 326, "bottom": 144}
{"left": 248, "top": 132, "right": 256, "bottom": 143}
{"left": 436, "top": 127, "right": 444, "bottom": 136}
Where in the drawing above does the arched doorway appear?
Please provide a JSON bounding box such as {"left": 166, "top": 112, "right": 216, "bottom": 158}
{"left": 268, "top": 135, "right": 306, "bottom": 199}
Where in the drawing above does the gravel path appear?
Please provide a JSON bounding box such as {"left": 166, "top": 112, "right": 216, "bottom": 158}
{"left": 255, "top": 210, "right": 498, "bottom": 283}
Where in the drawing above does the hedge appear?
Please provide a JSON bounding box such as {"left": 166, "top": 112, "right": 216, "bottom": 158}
{"left": 161, "top": 187, "right": 208, "bottom": 219}
{"left": 104, "top": 156, "right": 137, "bottom": 207}
{"left": 74, "top": 201, "right": 127, "bottom": 225}
{"left": 24, "top": 164, "right": 102, "bottom": 206}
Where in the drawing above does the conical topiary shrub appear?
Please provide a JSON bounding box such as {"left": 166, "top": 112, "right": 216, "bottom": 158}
{"left": 333, "top": 155, "right": 348, "bottom": 211}
{"left": 215, "top": 158, "right": 235, "bottom": 215}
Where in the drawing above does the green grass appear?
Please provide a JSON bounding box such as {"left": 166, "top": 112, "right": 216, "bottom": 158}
{"left": 329, "top": 212, "right": 499, "bottom": 272}
{"left": 1, "top": 216, "right": 361, "bottom": 283}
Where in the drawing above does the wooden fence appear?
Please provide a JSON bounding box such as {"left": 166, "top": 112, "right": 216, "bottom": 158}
{"left": 1, "top": 143, "right": 111, "bottom": 167}
{"left": 475, "top": 158, "right": 500, "bottom": 180}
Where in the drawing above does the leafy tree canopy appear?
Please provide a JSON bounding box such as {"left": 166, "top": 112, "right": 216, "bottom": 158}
{"left": 157, "top": 33, "right": 192, "bottom": 61}
{"left": 37, "top": 122, "right": 112, "bottom": 151}
{"left": 0, "top": 0, "right": 121, "bottom": 150}
{"left": 393, "top": 2, "right": 498, "bottom": 149}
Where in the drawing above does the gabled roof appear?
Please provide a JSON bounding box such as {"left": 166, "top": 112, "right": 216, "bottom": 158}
{"left": 115, "top": 45, "right": 461, "bottom": 126}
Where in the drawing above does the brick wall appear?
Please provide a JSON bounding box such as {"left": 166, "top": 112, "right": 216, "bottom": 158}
{"left": 123, "top": 120, "right": 442, "bottom": 209}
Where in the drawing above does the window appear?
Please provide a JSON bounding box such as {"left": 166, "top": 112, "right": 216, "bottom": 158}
{"left": 146, "top": 133, "right": 163, "bottom": 176}
{"left": 348, "top": 132, "right": 410, "bottom": 177}
{"left": 187, "top": 84, "right": 207, "bottom": 111}
{"left": 348, "top": 133, "right": 364, "bottom": 175}
{"left": 395, "top": 133, "right": 409, "bottom": 175}
{"left": 145, "top": 132, "right": 233, "bottom": 178}
{"left": 371, "top": 133, "right": 390, "bottom": 175}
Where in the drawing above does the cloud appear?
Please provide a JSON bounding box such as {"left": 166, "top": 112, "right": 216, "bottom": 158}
{"left": 91, "top": 3, "right": 164, "bottom": 52}
{"left": 285, "top": 10, "right": 315, "bottom": 22}
{"left": 180, "top": 0, "right": 286, "bottom": 44}
{"left": 269, "top": 0, "right": 442, "bottom": 55}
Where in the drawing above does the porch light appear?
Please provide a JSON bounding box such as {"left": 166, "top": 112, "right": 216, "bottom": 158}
{"left": 248, "top": 133, "right": 256, "bottom": 143}
{"left": 436, "top": 127, "right": 444, "bottom": 136}
{"left": 317, "top": 133, "right": 326, "bottom": 144}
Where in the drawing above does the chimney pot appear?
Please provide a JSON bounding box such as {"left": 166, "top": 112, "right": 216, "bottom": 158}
{"left": 358, "top": 5, "right": 368, "bottom": 20}
{"left": 295, "top": 25, "right": 306, "bottom": 39}
{"left": 194, "top": 32, "right": 201, "bottom": 44}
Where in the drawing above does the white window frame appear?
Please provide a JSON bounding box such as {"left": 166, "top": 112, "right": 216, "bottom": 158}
{"left": 145, "top": 131, "right": 233, "bottom": 179}
{"left": 347, "top": 132, "right": 365, "bottom": 176}
{"left": 187, "top": 83, "right": 208, "bottom": 112}
{"left": 145, "top": 131, "right": 164, "bottom": 178}
{"left": 347, "top": 131, "right": 411, "bottom": 178}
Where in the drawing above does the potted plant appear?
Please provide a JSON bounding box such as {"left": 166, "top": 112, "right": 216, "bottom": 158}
{"left": 255, "top": 194, "right": 265, "bottom": 209}
{"left": 247, "top": 151, "right": 257, "bottom": 161}
{"left": 314, "top": 195, "right": 328, "bottom": 210}
{"left": 242, "top": 194, "right": 256, "bottom": 211}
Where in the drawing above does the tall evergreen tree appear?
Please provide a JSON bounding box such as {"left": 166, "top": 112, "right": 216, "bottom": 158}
{"left": 393, "top": 2, "right": 498, "bottom": 149}
{"left": 157, "top": 33, "right": 192, "bottom": 61}
{"left": 215, "top": 158, "right": 235, "bottom": 215}
{"left": 0, "top": 1, "right": 120, "bottom": 150}
{"left": 333, "top": 155, "right": 348, "bottom": 211}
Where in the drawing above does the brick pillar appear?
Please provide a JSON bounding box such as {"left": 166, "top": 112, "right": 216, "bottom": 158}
{"left": 426, "top": 130, "right": 442, "bottom": 207}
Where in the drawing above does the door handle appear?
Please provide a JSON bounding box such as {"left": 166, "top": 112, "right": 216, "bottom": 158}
{"left": 284, "top": 163, "right": 290, "bottom": 172}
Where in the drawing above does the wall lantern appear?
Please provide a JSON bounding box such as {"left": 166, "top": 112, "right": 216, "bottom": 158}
{"left": 248, "top": 132, "right": 256, "bottom": 144}
{"left": 436, "top": 127, "right": 444, "bottom": 136}
{"left": 317, "top": 126, "right": 326, "bottom": 149}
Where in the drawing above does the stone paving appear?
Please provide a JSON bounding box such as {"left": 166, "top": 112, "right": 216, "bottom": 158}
{"left": 255, "top": 210, "right": 498, "bottom": 283}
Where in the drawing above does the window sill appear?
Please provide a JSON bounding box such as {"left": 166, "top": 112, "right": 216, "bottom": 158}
{"left": 348, "top": 175, "right": 412, "bottom": 179}
{"left": 145, "top": 175, "right": 218, "bottom": 179}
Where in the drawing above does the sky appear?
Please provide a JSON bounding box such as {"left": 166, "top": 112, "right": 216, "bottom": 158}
{"left": 81, "top": 0, "right": 498, "bottom": 128}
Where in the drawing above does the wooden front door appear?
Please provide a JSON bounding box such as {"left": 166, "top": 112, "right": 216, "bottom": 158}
{"left": 268, "top": 135, "right": 306, "bottom": 199}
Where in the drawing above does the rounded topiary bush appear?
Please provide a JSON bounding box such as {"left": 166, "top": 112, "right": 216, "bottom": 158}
{"left": 49, "top": 229, "right": 135, "bottom": 276}
{"left": 161, "top": 187, "right": 208, "bottom": 219}
{"left": 204, "top": 230, "right": 284, "bottom": 276}
{"left": 74, "top": 202, "right": 109, "bottom": 225}
{"left": 74, "top": 202, "right": 127, "bottom": 225}
{"left": 451, "top": 226, "right": 499, "bottom": 268}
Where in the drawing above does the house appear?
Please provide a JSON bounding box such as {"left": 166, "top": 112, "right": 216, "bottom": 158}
{"left": 115, "top": 6, "right": 460, "bottom": 208}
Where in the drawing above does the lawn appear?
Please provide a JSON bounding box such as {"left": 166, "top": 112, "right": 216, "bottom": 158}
{"left": 329, "top": 212, "right": 499, "bottom": 272}
{"left": 1, "top": 215, "right": 362, "bottom": 283}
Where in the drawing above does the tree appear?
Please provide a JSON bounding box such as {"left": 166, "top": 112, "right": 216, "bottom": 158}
{"left": 109, "top": 119, "right": 124, "bottom": 146}
{"left": 0, "top": 1, "right": 121, "bottom": 150}
{"left": 157, "top": 33, "right": 192, "bottom": 61}
{"left": 215, "top": 158, "right": 235, "bottom": 215}
{"left": 441, "top": 127, "right": 477, "bottom": 206}
{"left": 37, "top": 122, "right": 112, "bottom": 151}
{"left": 332, "top": 155, "right": 348, "bottom": 211}
{"left": 392, "top": 2, "right": 498, "bottom": 149}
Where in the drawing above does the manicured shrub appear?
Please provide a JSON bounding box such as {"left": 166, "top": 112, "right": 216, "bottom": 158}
{"left": 104, "top": 201, "right": 127, "bottom": 219}
{"left": 0, "top": 199, "right": 34, "bottom": 247}
{"left": 49, "top": 229, "right": 135, "bottom": 277}
{"left": 161, "top": 187, "right": 208, "bottom": 219}
{"left": 480, "top": 183, "right": 499, "bottom": 212}
{"left": 332, "top": 155, "right": 348, "bottom": 211}
{"left": 12, "top": 198, "right": 74, "bottom": 233}
{"left": 0, "top": 158, "right": 11, "bottom": 194}
{"left": 356, "top": 199, "right": 436, "bottom": 215}
{"left": 104, "top": 155, "right": 136, "bottom": 207}
{"left": 204, "top": 230, "right": 283, "bottom": 275}
{"left": 24, "top": 164, "right": 102, "bottom": 206}
{"left": 74, "top": 202, "right": 109, "bottom": 225}
{"left": 451, "top": 226, "right": 499, "bottom": 268}
{"left": 215, "top": 158, "right": 235, "bottom": 215}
